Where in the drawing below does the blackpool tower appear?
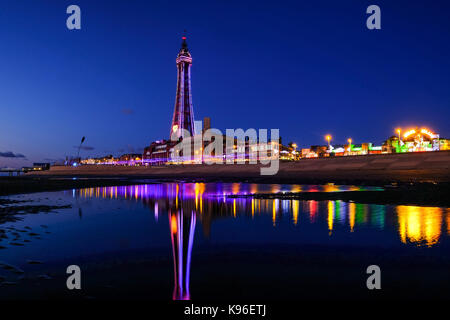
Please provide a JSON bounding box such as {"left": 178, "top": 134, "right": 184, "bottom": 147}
{"left": 170, "top": 35, "right": 195, "bottom": 139}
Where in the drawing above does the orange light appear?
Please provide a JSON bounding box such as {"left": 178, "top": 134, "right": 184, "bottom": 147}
{"left": 404, "top": 129, "right": 416, "bottom": 139}
{"left": 420, "top": 128, "right": 436, "bottom": 138}
{"left": 170, "top": 215, "right": 177, "bottom": 234}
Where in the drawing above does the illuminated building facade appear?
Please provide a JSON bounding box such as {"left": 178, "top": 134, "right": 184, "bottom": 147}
{"left": 345, "top": 143, "right": 382, "bottom": 155}
{"left": 143, "top": 140, "right": 177, "bottom": 165}
{"left": 384, "top": 127, "right": 449, "bottom": 153}
{"left": 119, "top": 153, "right": 142, "bottom": 162}
{"left": 80, "top": 155, "right": 117, "bottom": 165}
{"left": 298, "top": 127, "right": 447, "bottom": 159}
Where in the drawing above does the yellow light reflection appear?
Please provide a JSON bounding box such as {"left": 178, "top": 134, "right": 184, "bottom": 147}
{"left": 231, "top": 183, "right": 240, "bottom": 195}
{"left": 250, "top": 184, "right": 258, "bottom": 194}
{"left": 251, "top": 199, "right": 255, "bottom": 218}
{"left": 293, "top": 200, "right": 299, "bottom": 225}
{"left": 397, "top": 206, "right": 443, "bottom": 247}
{"left": 272, "top": 199, "right": 278, "bottom": 226}
{"left": 271, "top": 185, "right": 280, "bottom": 194}
{"left": 195, "top": 183, "right": 199, "bottom": 209}
{"left": 349, "top": 202, "right": 355, "bottom": 232}
{"left": 447, "top": 209, "right": 450, "bottom": 235}
{"left": 328, "top": 201, "right": 334, "bottom": 235}
{"left": 175, "top": 184, "right": 179, "bottom": 209}
{"left": 323, "top": 184, "right": 339, "bottom": 192}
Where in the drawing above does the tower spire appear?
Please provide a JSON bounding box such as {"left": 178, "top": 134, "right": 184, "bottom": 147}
{"left": 179, "top": 30, "right": 189, "bottom": 55}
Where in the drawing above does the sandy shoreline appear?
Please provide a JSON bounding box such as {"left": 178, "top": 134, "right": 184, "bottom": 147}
{"left": 0, "top": 151, "right": 448, "bottom": 206}
{"left": 25, "top": 150, "right": 450, "bottom": 185}
{"left": 0, "top": 177, "right": 147, "bottom": 196}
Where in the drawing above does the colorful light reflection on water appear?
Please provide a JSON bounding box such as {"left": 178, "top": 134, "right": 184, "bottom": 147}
{"left": 71, "top": 182, "right": 450, "bottom": 299}
{"left": 2, "top": 182, "right": 449, "bottom": 300}
{"left": 74, "top": 183, "right": 449, "bottom": 248}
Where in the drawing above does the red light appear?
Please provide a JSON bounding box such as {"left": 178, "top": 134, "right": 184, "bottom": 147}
{"left": 182, "top": 36, "right": 186, "bottom": 40}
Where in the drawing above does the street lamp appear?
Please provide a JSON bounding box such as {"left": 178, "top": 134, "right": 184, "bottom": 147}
{"left": 325, "top": 135, "right": 332, "bottom": 150}
{"left": 77, "top": 136, "right": 86, "bottom": 160}
{"left": 396, "top": 128, "right": 401, "bottom": 140}
{"left": 292, "top": 143, "right": 298, "bottom": 160}
{"left": 347, "top": 138, "right": 352, "bottom": 152}
{"left": 396, "top": 128, "right": 402, "bottom": 153}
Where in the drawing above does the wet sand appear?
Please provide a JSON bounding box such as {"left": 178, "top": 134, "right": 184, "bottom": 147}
{"left": 0, "top": 177, "right": 146, "bottom": 196}
{"left": 0, "top": 198, "right": 71, "bottom": 224}
{"left": 0, "top": 244, "right": 448, "bottom": 300}
{"left": 1, "top": 151, "right": 449, "bottom": 206}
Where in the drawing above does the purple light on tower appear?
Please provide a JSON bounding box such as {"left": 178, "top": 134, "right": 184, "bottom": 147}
{"left": 170, "top": 34, "right": 195, "bottom": 139}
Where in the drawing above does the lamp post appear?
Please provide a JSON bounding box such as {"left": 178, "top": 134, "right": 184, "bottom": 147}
{"left": 292, "top": 143, "right": 297, "bottom": 160}
{"left": 396, "top": 128, "right": 401, "bottom": 153}
{"left": 325, "top": 135, "right": 332, "bottom": 151}
{"left": 77, "top": 136, "right": 86, "bottom": 160}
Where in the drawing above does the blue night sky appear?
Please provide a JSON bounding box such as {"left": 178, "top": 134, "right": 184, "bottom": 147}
{"left": 0, "top": 0, "right": 449, "bottom": 167}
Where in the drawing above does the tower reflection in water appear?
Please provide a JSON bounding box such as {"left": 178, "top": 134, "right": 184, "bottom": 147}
{"left": 75, "top": 183, "right": 450, "bottom": 298}
{"left": 170, "top": 209, "right": 196, "bottom": 300}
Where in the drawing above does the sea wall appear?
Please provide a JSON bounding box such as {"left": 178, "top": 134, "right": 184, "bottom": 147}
{"left": 29, "top": 150, "right": 450, "bottom": 184}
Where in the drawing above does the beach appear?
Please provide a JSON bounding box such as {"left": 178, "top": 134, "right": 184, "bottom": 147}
{"left": 24, "top": 150, "right": 450, "bottom": 185}
{"left": 1, "top": 150, "right": 449, "bottom": 206}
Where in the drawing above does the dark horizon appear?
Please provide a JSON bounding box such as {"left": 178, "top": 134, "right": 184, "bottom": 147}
{"left": 1, "top": 0, "right": 450, "bottom": 167}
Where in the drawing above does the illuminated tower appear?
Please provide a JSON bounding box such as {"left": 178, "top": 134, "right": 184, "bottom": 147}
{"left": 170, "top": 35, "right": 195, "bottom": 139}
